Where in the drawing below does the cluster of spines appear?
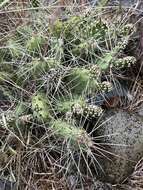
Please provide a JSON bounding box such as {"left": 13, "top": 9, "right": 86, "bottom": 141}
{"left": 89, "top": 65, "right": 101, "bottom": 79}
{"left": 99, "top": 81, "right": 113, "bottom": 92}
{"left": 0, "top": 110, "right": 33, "bottom": 129}
{"left": 83, "top": 104, "right": 103, "bottom": 118}
{"left": 72, "top": 101, "right": 103, "bottom": 118}
{"left": 112, "top": 56, "right": 136, "bottom": 68}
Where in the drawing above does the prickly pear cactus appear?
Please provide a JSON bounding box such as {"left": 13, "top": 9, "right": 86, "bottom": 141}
{"left": 96, "top": 45, "right": 136, "bottom": 71}
{"left": 0, "top": 8, "right": 138, "bottom": 189}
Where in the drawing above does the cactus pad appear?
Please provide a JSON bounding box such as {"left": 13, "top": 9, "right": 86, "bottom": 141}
{"left": 31, "top": 93, "right": 51, "bottom": 122}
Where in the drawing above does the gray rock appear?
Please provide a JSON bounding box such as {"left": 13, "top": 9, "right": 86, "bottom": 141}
{"left": 0, "top": 179, "right": 16, "bottom": 190}
{"left": 108, "top": 0, "right": 138, "bottom": 6}
{"left": 96, "top": 108, "right": 143, "bottom": 184}
{"left": 92, "top": 180, "right": 113, "bottom": 190}
{"left": 89, "top": 0, "right": 138, "bottom": 7}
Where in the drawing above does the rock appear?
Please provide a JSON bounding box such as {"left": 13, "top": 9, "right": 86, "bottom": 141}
{"left": 96, "top": 107, "right": 143, "bottom": 184}
{"left": 91, "top": 180, "right": 113, "bottom": 190}
{"left": 108, "top": 0, "right": 138, "bottom": 6}
{"left": 0, "top": 179, "right": 16, "bottom": 190}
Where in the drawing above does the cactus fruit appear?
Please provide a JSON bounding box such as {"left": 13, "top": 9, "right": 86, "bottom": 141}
{"left": 115, "top": 37, "right": 129, "bottom": 53}
{"left": 72, "top": 103, "right": 103, "bottom": 118}
{"left": 31, "top": 93, "right": 51, "bottom": 122}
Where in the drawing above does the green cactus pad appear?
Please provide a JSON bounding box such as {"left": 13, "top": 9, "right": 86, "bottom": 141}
{"left": 31, "top": 93, "right": 51, "bottom": 122}
{"left": 20, "top": 58, "right": 61, "bottom": 79}
{"left": 56, "top": 96, "right": 85, "bottom": 115}
{"left": 89, "top": 19, "right": 107, "bottom": 39}
{"left": 65, "top": 67, "right": 99, "bottom": 95}
{"left": 63, "top": 16, "right": 82, "bottom": 39}
{"left": 51, "top": 119, "right": 93, "bottom": 149}
{"left": 26, "top": 34, "right": 46, "bottom": 55}
{"left": 96, "top": 52, "right": 113, "bottom": 71}
{"left": 50, "top": 20, "right": 64, "bottom": 38}
{"left": 15, "top": 102, "right": 29, "bottom": 117}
